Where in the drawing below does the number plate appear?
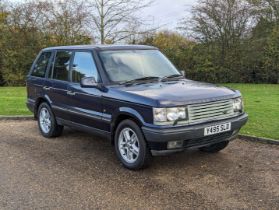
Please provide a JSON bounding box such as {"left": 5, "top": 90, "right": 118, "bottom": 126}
{"left": 204, "top": 123, "right": 231, "bottom": 136}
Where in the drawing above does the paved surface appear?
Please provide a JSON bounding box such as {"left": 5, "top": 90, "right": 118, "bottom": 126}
{"left": 0, "top": 120, "right": 278, "bottom": 210}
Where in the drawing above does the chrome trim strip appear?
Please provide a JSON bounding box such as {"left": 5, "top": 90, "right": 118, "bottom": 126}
{"left": 50, "top": 87, "right": 67, "bottom": 92}
{"left": 52, "top": 105, "right": 111, "bottom": 122}
{"left": 75, "top": 92, "right": 100, "bottom": 97}
{"left": 27, "top": 98, "right": 35, "bottom": 103}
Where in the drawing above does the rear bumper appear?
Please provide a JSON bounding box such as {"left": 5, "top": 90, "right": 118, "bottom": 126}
{"left": 142, "top": 113, "right": 248, "bottom": 155}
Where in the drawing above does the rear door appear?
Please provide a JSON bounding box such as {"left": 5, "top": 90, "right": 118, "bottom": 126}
{"left": 67, "top": 51, "right": 104, "bottom": 130}
{"left": 46, "top": 50, "right": 73, "bottom": 121}
{"left": 26, "top": 51, "right": 52, "bottom": 112}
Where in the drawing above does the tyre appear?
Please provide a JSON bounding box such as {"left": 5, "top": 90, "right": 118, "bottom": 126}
{"left": 199, "top": 141, "right": 229, "bottom": 153}
{"left": 114, "top": 119, "right": 152, "bottom": 170}
{"left": 37, "top": 102, "right": 63, "bottom": 138}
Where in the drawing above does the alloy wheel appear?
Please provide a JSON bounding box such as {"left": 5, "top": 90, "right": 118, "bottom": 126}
{"left": 118, "top": 127, "right": 140, "bottom": 164}
{"left": 39, "top": 107, "right": 51, "bottom": 134}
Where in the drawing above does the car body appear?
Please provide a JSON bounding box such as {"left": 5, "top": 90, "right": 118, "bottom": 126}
{"left": 26, "top": 45, "right": 248, "bottom": 169}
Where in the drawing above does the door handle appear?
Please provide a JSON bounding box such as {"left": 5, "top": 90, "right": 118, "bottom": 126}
{"left": 67, "top": 91, "right": 76, "bottom": 96}
{"left": 43, "top": 86, "right": 51, "bottom": 90}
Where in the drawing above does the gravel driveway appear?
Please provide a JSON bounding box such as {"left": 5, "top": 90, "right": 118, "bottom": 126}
{"left": 0, "top": 120, "right": 278, "bottom": 209}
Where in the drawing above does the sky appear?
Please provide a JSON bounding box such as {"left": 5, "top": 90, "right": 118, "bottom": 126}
{"left": 143, "top": 0, "right": 198, "bottom": 29}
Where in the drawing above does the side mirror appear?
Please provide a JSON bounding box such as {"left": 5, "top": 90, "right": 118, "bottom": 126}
{"left": 80, "top": 77, "right": 108, "bottom": 92}
{"left": 180, "top": 70, "right": 186, "bottom": 77}
{"left": 80, "top": 77, "right": 98, "bottom": 88}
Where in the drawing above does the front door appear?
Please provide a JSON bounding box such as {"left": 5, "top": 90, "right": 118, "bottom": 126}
{"left": 67, "top": 51, "right": 104, "bottom": 130}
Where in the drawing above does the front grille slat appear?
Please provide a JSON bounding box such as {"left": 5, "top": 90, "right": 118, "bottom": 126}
{"left": 189, "top": 104, "right": 232, "bottom": 113}
{"left": 188, "top": 99, "right": 235, "bottom": 124}
{"left": 190, "top": 110, "right": 234, "bottom": 119}
{"left": 190, "top": 102, "right": 231, "bottom": 110}
{"left": 190, "top": 100, "right": 231, "bottom": 108}
{"left": 189, "top": 107, "right": 233, "bottom": 117}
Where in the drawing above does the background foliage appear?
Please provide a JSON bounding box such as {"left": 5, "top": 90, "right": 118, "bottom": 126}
{"left": 0, "top": 0, "right": 278, "bottom": 86}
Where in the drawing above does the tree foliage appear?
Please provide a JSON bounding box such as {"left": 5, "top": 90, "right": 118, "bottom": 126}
{"left": 0, "top": 0, "right": 92, "bottom": 86}
{"left": 0, "top": 0, "right": 278, "bottom": 85}
{"left": 177, "top": 0, "right": 279, "bottom": 83}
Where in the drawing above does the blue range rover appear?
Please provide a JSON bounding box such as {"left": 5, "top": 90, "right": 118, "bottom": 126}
{"left": 26, "top": 45, "right": 248, "bottom": 170}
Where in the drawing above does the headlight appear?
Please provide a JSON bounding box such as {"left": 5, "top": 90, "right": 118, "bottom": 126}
{"left": 153, "top": 108, "right": 167, "bottom": 122}
{"left": 153, "top": 107, "right": 187, "bottom": 125}
{"left": 233, "top": 97, "right": 243, "bottom": 113}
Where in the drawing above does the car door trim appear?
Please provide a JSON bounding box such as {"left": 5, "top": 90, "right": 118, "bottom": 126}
{"left": 52, "top": 105, "right": 111, "bottom": 122}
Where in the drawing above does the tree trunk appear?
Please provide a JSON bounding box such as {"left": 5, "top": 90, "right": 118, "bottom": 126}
{"left": 100, "top": 0, "right": 105, "bottom": 44}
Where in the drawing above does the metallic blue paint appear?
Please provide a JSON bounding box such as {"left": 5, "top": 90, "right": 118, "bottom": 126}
{"left": 26, "top": 45, "right": 247, "bottom": 153}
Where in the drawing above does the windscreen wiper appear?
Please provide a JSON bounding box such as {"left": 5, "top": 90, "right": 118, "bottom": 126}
{"left": 159, "top": 74, "right": 184, "bottom": 82}
{"left": 120, "top": 76, "right": 160, "bottom": 86}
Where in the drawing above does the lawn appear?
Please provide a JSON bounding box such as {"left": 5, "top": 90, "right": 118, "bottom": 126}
{"left": 0, "top": 84, "right": 278, "bottom": 140}
{"left": 0, "top": 87, "right": 31, "bottom": 116}
{"left": 224, "top": 84, "right": 279, "bottom": 140}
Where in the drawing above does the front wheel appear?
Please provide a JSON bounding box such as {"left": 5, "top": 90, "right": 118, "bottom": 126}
{"left": 114, "top": 120, "right": 152, "bottom": 170}
{"left": 199, "top": 141, "right": 229, "bottom": 153}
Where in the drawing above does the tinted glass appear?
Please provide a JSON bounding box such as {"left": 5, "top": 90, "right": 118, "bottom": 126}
{"left": 31, "top": 52, "right": 51, "bottom": 77}
{"left": 99, "top": 50, "right": 179, "bottom": 82}
{"left": 72, "top": 52, "right": 99, "bottom": 83}
{"left": 53, "top": 51, "right": 72, "bottom": 81}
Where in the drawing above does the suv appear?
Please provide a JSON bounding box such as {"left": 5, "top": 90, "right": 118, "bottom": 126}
{"left": 26, "top": 45, "right": 248, "bottom": 170}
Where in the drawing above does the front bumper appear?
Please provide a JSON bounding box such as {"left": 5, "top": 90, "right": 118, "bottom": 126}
{"left": 142, "top": 113, "right": 248, "bottom": 155}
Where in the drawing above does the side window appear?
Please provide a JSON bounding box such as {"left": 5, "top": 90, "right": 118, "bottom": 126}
{"left": 72, "top": 51, "right": 99, "bottom": 83}
{"left": 53, "top": 51, "right": 72, "bottom": 81}
{"left": 31, "top": 52, "right": 51, "bottom": 77}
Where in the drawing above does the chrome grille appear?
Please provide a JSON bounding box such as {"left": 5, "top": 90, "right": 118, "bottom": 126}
{"left": 188, "top": 99, "right": 235, "bottom": 124}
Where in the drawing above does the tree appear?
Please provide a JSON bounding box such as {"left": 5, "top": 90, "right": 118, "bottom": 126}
{"left": 0, "top": 0, "right": 8, "bottom": 85}
{"left": 251, "top": 0, "right": 279, "bottom": 22}
{"left": 181, "top": 0, "right": 253, "bottom": 63}
{"left": 47, "top": 0, "right": 92, "bottom": 45}
{"left": 262, "top": 23, "right": 279, "bottom": 83}
{"left": 88, "top": 0, "right": 153, "bottom": 44}
{"left": 179, "top": 0, "right": 257, "bottom": 83}
{"left": 0, "top": 0, "right": 92, "bottom": 86}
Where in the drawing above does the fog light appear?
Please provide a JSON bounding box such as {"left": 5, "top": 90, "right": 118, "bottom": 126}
{"left": 167, "top": 141, "right": 183, "bottom": 149}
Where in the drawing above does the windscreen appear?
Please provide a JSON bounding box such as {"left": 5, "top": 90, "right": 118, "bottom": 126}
{"left": 99, "top": 50, "right": 180, "bottom": 82}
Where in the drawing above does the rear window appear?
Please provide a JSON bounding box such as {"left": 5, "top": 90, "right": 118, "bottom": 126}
{"left": 31, "top": 52, "right": 52, "bottom": 78}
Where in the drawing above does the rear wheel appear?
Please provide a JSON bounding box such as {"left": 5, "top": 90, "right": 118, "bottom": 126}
{"left": 38, "top": 102, "right": 63, "bottom": 138}
{"left": 199, "top": 141, "right": 229, "bottom": 153}
{"left": 114, "top": 120, "right": 152, "bottom": 170}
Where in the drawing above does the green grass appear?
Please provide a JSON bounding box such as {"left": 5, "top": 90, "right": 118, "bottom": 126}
{"left": 224, "top": 84, "right": 279, "bottom": 140}
{"left": 0, "top": 87, "right": 31, "bottom": 115}
{"left": 0, "top": 84, "right": 278, "bottom": 140}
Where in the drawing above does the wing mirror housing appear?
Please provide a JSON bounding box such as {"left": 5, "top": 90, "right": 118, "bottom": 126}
{"left": 180, "top": 70, "right": 186, "bottom": 77}
{"left": 80, "top": 77, "right": 107, "bottom": 92}
{"left": 80, "top": 77, "right": 98, "bottom": 88}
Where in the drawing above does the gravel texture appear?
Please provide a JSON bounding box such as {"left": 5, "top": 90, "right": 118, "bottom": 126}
{"left": 0, "top": 120, "right": 278, "bottom": 210}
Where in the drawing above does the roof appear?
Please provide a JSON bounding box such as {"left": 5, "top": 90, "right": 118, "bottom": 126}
{"left": 42, "top": 44, "right": 157, "bottom": 51}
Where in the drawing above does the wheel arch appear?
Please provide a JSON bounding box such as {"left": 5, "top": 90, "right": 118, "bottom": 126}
{"left": 110, "top": 107, "right": 145, "bottom": 144}
{"left": 34, "top": 96, "right": 52, "bottom": 118}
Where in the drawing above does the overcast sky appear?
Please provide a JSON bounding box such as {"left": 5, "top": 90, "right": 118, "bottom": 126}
{"left": 143, "top": 0, "right": 198, "bottom": 29}
{"left": 13, "top": 0, "right": 198, "bottom": 30}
